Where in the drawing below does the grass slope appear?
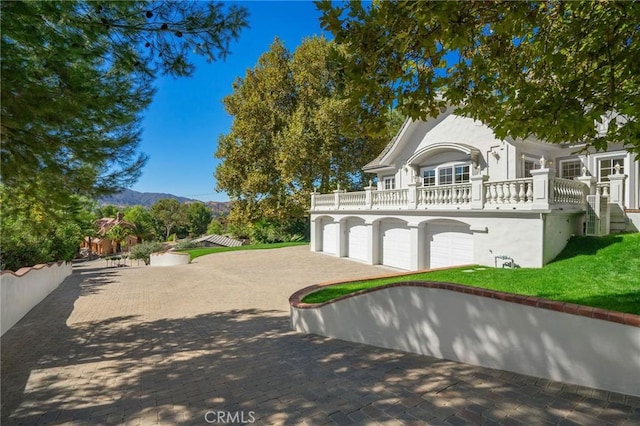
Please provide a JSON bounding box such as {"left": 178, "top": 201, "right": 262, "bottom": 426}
{"left": 181, "top": 241, "right": 309, "bottom": 261}
{"left": 302, "top": 234, "right": 640, "bottom": 315}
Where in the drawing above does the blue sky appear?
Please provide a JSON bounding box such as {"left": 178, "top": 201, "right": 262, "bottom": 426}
{"left": 131, "top": 1, "right": 329, "bottom": 202}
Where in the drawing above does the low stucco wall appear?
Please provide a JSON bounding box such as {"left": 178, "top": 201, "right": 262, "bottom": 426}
{"left": 149, "top": 251, "right": 190, "bottom": 267}
{"left": 290, "top": 282, "right": 640, "bottom": 397}
{"left": 1, "top": 262, "right": 72, "bottom": 336}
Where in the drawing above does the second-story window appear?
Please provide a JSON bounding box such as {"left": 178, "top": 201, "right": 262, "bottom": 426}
{"left": 560, "top": 159, "right": 583, "bottom": 180}
{"left": 599, "top": 157, "right": 625, "bottom": 180}
{"left": 383, "top": 176, "right": 396, "bottom": 190}
{"left": 422, "top": 169, "right": 436, "bottom": 186}
{"left": 523, "top": 159, "right": 541, "bottom": 177}
{"left": 421, "top": 163, "right": 471, "bottom": 186}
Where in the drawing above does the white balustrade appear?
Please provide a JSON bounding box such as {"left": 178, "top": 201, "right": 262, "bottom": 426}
{"left": 372, "top": 189, "right": 409, "bottom": 207}
{"left": 596, "top": 182, "right": 610, "bottom": 197}
{"left": 311, "top": 177, "right": 588, "bottom": 212}
{"left": 340, "top": 191, "right": 366, "bottom": 207}
{"left": 553, "top": 178, "right": 587, "bottom": 205}
{"left": 314, "top": 194, "right": 335, "bottom": 208}
{"left": 417, "top": 184, "right": 472, "bottom": 206}
{"left": 484, "top": 179, "right": 533, "bottom": 204}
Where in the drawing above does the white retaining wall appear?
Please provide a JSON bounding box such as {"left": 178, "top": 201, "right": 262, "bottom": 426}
{"left": 1, "top": 262, "right": 72, "bottom": 336}
{"left": 149, "top": 251, "right": 190, "bottom": 266}
{"left": 291, "top": 285, "right": 640, "bottom": 396}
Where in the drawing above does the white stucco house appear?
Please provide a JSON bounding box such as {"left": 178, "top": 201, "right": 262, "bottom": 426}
{"left": 310, "top": 107, "right": 639, "bottom": 269}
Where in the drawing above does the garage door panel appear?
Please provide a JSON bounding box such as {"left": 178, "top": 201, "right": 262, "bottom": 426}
{"left": 381, "top": 222, "right": 411, "bottom": 270}
{"left": 428, "top": 224, "right": 473, "bottom": 269}
{"left": 347, "top": 221, "right": 368, "bottom": 262}
{"left": 321, "top": 221, "right": 337, "bottom": 254}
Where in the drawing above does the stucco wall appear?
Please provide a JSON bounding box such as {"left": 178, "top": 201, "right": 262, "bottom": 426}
{"left": 291, "top": 284, "right": 640, "bottom": 397}
{"left": 311, "top": 211, "right": 566, "bottom": 268}
{"left": 1, "top": 262, "right": 72, "bottom": 336}
{"left": 149, "top": 251, "right": 190, "bottom": 266}
{"left": 543, "top": 213, "right": 583, "bottom": 264}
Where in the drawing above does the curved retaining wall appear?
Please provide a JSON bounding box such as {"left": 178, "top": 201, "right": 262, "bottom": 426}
{"left": 149, "top": 251, "right": 190, "bottom": 267}
{"left": 290, "top": 282, "right": 640, "bottom": 397}
{"left": 1, "top": 261, "right": 72, "bottom": 336}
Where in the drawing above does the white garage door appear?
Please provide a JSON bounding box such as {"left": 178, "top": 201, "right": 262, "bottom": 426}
{"left": 347, "top": 220, "right": 368, "bottom": 262}
{"left": 427, "top": 224, "right": 474, "bottom": 269}
{"left": 381, "top": 221, "right": 411, "bottom": 270}
{"left": 321, "top": 221, "right": 338, "bottom": 254}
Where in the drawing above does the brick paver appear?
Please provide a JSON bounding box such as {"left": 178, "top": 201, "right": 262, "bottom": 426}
{"left": 2, "top": 246, "right": 639, "bottom": 425}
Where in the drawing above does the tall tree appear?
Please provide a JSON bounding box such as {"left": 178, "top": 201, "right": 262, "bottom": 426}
{"left": 215, "top": 38, "right": 295, "bottom": 226}
{"left": 215, "top": 37, "right": 396, "bottom": 228}
{"left": 186, "top": 202, "right": 212, "bottom": 237}
{"left": 317, "top": 1, "right": 640, "bottom": 153}
{"left": 1, "top": 0, "right": 249, "bottom": 215}
{"left": 124, "top": 205, "right": 156, "bottom": 243}
{"left": 150, "top": 198, "right": 187, "bottom": 241}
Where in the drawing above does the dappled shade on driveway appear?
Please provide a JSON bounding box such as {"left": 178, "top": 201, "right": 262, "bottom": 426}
{"left": 2, "top": 247, "right": 639, "bottom": 425}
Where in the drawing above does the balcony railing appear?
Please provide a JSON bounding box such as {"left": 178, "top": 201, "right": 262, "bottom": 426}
{"left": 484, "top": 179, "right": 533, "bottom": 205}
{"left": 310, "top": 169, "right": 610, "bottom": 213}
{"left": 418, "top": 183, "right": 472, "bottom": 206}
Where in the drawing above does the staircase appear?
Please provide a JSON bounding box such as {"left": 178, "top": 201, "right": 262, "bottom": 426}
{"left": 609, "top": 204, "right": 627, "bottom": 233}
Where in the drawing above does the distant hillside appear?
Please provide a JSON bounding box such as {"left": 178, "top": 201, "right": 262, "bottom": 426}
{"left": 99, "top": 188, "right": 230, "bottom": 215}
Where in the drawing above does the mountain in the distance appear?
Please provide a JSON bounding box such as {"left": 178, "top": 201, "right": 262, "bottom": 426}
{"left": 99, "top": 188, "right": 230, "bottom": 215}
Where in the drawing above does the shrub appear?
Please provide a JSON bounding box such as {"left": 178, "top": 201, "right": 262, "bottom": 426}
{"left": 129, "top": 241, "right": 164, "bottom": 265}
{"left": 249, "top": 219, "right": 309, "bottom": 244}
{"left": 174, "top": 239, "right": 200, "bottom": 250}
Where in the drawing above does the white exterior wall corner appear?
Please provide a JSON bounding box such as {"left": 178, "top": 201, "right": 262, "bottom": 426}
{"left": 291, "top": 286, "right": 640, "bottom": 396}
{"left": 626, "top": 212, "right": 640, "bottom": 232}
{"left": 542, "top": 212, "right": 585, "bottom": 264}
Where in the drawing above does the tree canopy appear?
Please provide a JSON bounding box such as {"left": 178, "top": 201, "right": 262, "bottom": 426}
{"left": 317, "top": 0, "right": 640, "bottom": 153}
{"left": 215, "top": 37, "right": 399, "bottom": 229}
{"left": 1, "top": 0, "right": 248, "bottom": 213}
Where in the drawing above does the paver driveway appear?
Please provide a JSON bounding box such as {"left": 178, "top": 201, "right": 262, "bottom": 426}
{"left": 2, "top": 246, "right": 639, "bottom": 425}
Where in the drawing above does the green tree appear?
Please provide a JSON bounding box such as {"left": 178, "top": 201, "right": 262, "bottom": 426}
{"left": 215, "top": 38, "right": 295, "bottom": 227}
{"left": 186, "top": 202, "right": 212, "bottom": 237}
{"left": 1, "top": 1, "right": 249, "bottom": 216}
{"left": 317, "top": 1, "right": 640, "bottom": 153}
{"left": 206, "top": 219, "right": 225, "bottom": 236}
{"left": 123, "top": 205, "right": 155, "bottom": 243}
{"left": 0, "top": 186, "right": 94, "bottom": 270}
{"left": 106, "top": 224, "right": 132, "bottom": 253}
{"left": 215, "top": 37, "right": 396, "bottom": 230}
{"left": 97, "top": 205, "right": 120, "bottom": 219}
{"left": 150, "top": 199, "right": 187, "bottom": 241}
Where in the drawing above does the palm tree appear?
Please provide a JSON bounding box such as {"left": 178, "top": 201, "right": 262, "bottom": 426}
{"left": 106, "top": 224, "right": 132, "bottom": 253}
{"left": 124, "top": 206, "right": 156, "bottom": 243}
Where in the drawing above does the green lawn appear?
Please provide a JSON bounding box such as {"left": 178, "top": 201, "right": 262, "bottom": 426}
{"left": 180, "top": 241, "right": 309, "bottom": 261}
{"left": 302, "top": 233, "right": 640, "bottom": 315}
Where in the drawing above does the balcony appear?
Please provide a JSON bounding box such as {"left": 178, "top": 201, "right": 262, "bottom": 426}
{"left": 311, "top": 169, "right": 594, "bottom": 213}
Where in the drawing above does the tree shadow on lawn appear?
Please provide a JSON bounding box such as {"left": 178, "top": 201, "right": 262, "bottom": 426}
{"left": 549, "top": 234, "right": 623, "bottom": 263}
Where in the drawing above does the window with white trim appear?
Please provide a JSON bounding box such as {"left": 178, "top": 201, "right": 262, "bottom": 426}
{"left": 422, "top": 169, "right": 436, "bottom": 186}
{"left": 599, "top": 157, "right": 624, "bottom": 180}
{"left": 523, "top": 159, "right": 541, "bottom": 177}
{"left": 421, "top": 163, "right": 471, "bottom": 186}
{"left": 383, "top": 176, "right": 396, "bottom": 190}
{"left": 560, "top": 159, "right": 583, "bottom": 179}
